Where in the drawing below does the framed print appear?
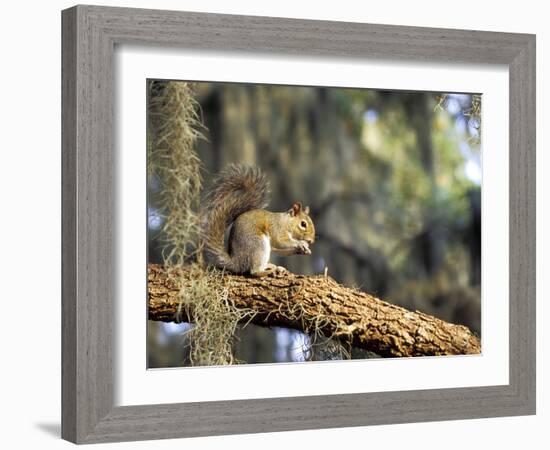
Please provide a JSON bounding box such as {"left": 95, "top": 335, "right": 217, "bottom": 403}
{"left": 61, "top": 5, "right": 536, "bottom": 444}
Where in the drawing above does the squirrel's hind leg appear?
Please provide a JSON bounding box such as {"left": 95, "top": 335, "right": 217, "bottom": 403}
{"left": 266, "top": 263, "right": 288, "bottom": 274}
{"left": 249, "top": 263, "right": 287, "bottom": 278}
{"left": 247, "top": 235, "right": 287, "bottom": 277}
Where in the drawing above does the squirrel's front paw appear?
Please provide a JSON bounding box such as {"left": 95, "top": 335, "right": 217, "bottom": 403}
{"left": 296, "top": 242, "right": 311, "bottom": 255}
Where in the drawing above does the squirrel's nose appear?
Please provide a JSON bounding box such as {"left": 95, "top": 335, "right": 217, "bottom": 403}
{"left": 306, "top": 237, "right": 314, "bottom": 245}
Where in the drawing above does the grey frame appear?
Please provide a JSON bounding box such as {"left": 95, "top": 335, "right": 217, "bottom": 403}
{"left": 62, "top": 4, "right": 536, "bottom": 444}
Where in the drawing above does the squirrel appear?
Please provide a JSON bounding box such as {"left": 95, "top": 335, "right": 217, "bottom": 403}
{"left": 201, "top": 164, "right": 315, "bottom": 276}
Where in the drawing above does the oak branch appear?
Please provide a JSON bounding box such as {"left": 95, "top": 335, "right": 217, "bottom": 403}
{"left": 147, "top": 264, "right": 480, "bottom": 357}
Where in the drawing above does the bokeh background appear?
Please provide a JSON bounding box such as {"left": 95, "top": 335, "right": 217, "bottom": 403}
{"left": 147, "top": 81, "right": 481, "bottom": 367}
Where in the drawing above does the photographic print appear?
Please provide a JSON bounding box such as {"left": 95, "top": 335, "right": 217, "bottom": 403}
{"left": 60, "top": 7, "right": 536, "bottom": 442}
{"left": 146, "top": 80, "right": 482, "bottom": 368}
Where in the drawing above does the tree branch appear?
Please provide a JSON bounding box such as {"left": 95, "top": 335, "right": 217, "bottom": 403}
{"left": 148, "top": 264, "right": 480, "bottom": 358}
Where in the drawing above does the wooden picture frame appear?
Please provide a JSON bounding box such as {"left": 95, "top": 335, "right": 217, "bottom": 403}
{"left": 61, "top": 4, "right": 536, "bottom": 443}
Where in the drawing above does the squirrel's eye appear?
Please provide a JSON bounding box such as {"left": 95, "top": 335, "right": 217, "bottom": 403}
{"left": 300, "top": 220, "right": 307, "bottom": 229}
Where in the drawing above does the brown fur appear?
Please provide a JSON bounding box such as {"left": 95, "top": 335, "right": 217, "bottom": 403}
{"left": 201, "top": 165, "right": 269, "bottom": 272}
{"left": 202, "top": 165, "right": 315, "bottom": 275}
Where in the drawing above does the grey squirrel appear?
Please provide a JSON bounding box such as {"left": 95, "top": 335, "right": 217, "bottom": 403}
{"left": 201, "top": 164, "right": 315, "bottom": 276}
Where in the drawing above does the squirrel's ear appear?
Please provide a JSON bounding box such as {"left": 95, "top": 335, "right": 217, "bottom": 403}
{"left": 288, "top": 202, "right": 302, "bottom": 216}
{"left": 304, "top": 205, "right": 310, "bottom": 215}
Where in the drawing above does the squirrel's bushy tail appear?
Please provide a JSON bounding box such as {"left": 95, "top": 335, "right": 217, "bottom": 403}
{"left": 201, "top": 164, "right": 270, "bottom": 270}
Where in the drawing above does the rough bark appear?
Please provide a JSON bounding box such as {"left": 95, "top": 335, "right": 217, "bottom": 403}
{"left": 147, "top": 264, "right": 481, "bottom": 357}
